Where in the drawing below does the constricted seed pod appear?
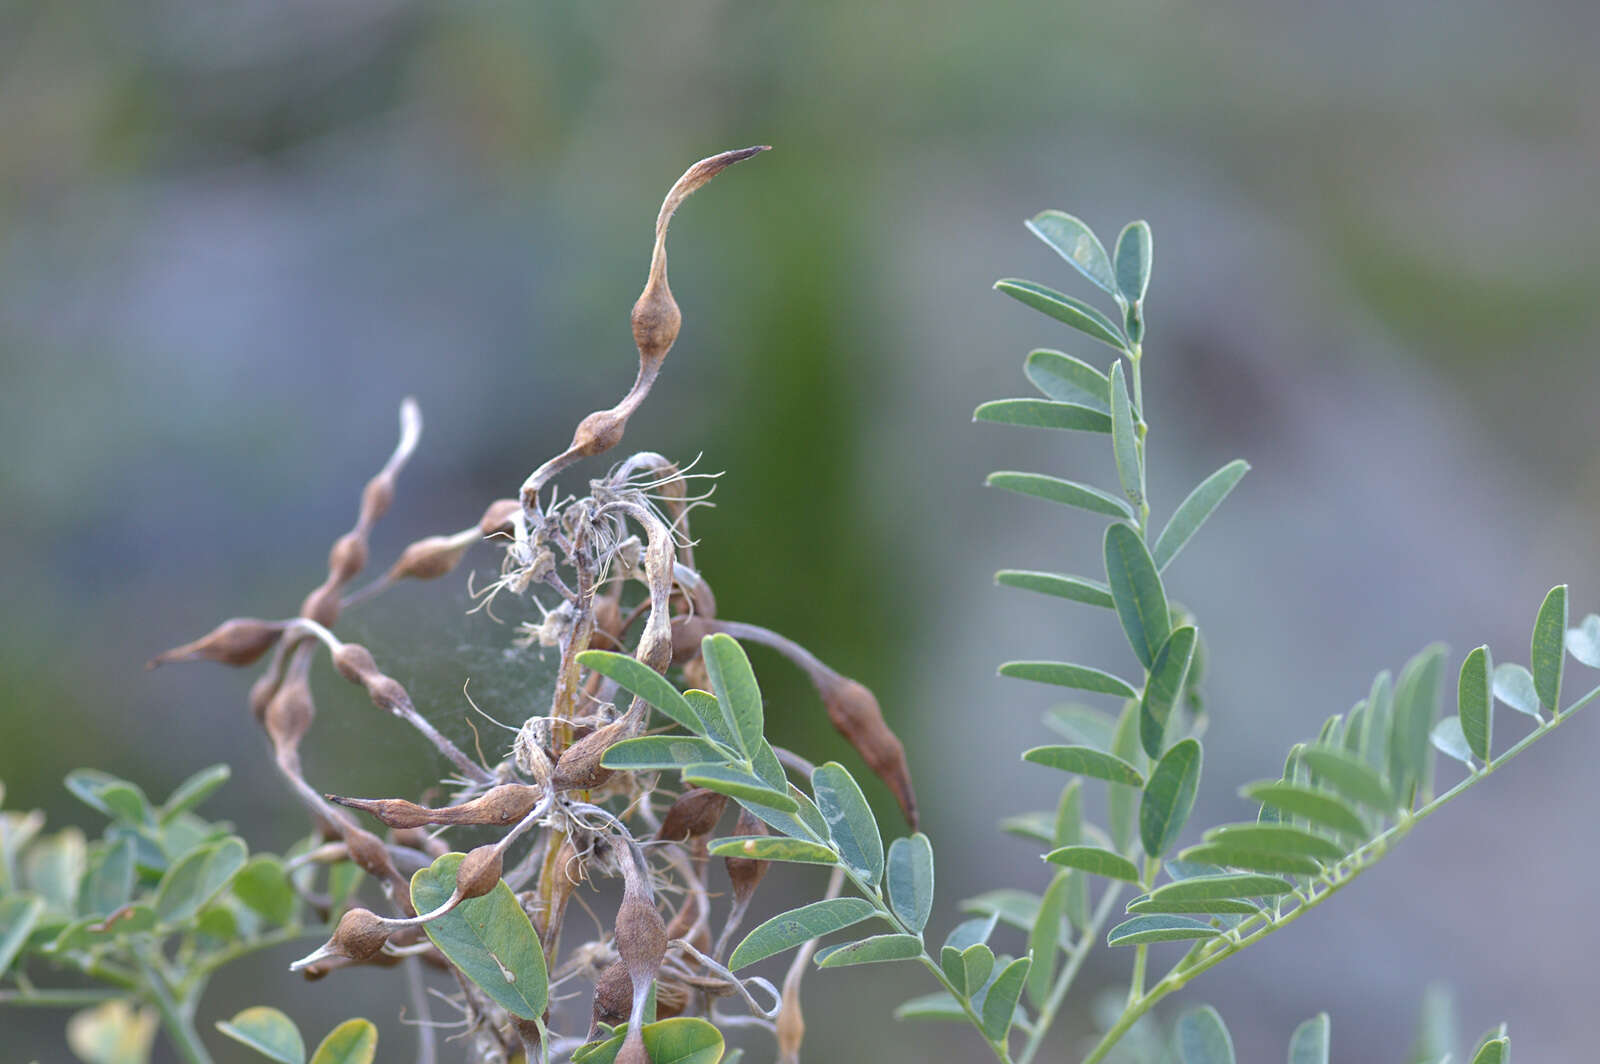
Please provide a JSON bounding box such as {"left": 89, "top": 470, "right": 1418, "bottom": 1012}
{"left": 327, "top": 532, "right": 368, "bottom": 583}
{"left": 817, "top": 674, "right": 919, "bottom": 830}
{"left": 148, "top": 618, "right": 286, "bottom": 669}
{"left": 479, "top": 498, "right": 520, "bottom": 537}
{"left": 571, "top": 408, "right": 628, "bottom": 458}
{"left": 591, "top": 959, "right": 631, "bottom": 1029}
{"left": 454, "top": 845, "right": 503, "bottom": 901}
{"left": 331, "top": 907, "right": 390, "bottom": 961}
{"left": 724, "top": 809, "right": 769, "bottom": 906}
{"left": 324, "top": 794, "right": 433, "bottom": 829}
{"left": 386, "top": 534, "right": 471, "bottom": 582}
{"left": 342, "top": 825, "right": 398, "bottom": 883}
{"left": 264, "top": 673, "right": 315, "bottom": 752}
{"left": 656, "top": 788, "right": 727, "bottom": 843}
{"left": 332, "top": 642, "right": 380, "bottom": 685}
{"left": 360, "top": 474, "right": 395, "bottom": 524}
{"left": 299, "top": 584, "right": 342, "bottom": 627}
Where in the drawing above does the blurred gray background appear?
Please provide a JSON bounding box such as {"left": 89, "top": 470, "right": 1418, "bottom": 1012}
{"left": 2, "top": 1, "right": 1597, "bottom": 1060}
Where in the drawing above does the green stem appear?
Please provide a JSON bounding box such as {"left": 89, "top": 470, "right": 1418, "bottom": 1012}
{"left": 136, "top": 956, "right": 213, "bottom": 1064}
{"left": 185, "top": 925, "right": 307, "bottom": 988}
{"left": 0, "top": 988, "right": 123, "bottom": 1008}
{"left": 916, "top": 954, "right": 1014, "bottom": 1064}
{"left": 1015, "top": 884, "right": 1125, "bottom": 1064}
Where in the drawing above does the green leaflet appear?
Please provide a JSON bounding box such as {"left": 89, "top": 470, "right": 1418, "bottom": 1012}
{"left": 1114, "top": 221, "right": 1153, "bottom": 306}
{"left": 1001, "top": 661, "right": 1138, "bottom": 698}
{"left": 1390, "top": 645, "right": 1446, "bottom": 806}
{"left": 682, "top": 689, "right": 738, "bottom": 747}
{"left": 1176, "top": 844, "right": 1322, "bottom": 877}
{"left": 1141, "top": 626, "right": 1198, "bottom": 758}
{"left": 708, "top": 836, "right": 838, "bottom": 866}
{"left": 410, "top": 853, "right": 548, "bottom": 1020}
{"left": 600, "top": 736, "right": 731, "bottom": 771}
{"left": 1043, "top": 846, "right": 1141, "bottom": 883}
{"left": 83, "top": 836, "right": 136, "bottom": 917}
{"left": 959, "top": 942, "right": 995, "bottom": 992}
{"left": 1022, "top": 745, "right": 1144, "bottom": 787}
{"left": 1027, "top": 210, "right": 1117, "bottom": 294}
{"left": 1176, "top": 1005, "right": 1236, "bottom": 1064}
{"left": 886, "top": 834, "right": 935, "bottom": 932}
{"left": 1239, "top": 782, "right": 1369, "bottom": 842}
{"left": 1054, "top": 779, "right": 1083, "bottom": 848}
{"left": 216, "top": 1006, "right": 305, "bottom": 1064}
{"left": 996, "top": 570, "right": 1116, "bottom": 609}
{"left": 1430, "top": 716, "right": 1474, "bottom": 766}
{"left": 815, "top": 933, "right": 922, "bottom": 967}
{"left": 981, "top": 956, "right": 1031, "bottom": 1040}
{"left": 944, "top": 911, "right": 999, "bottom": 954}
{"left": 159, "top": 764, "right": 230, "bottom": 824}
{"left": 1027, "top": 872, "right": 1069, "bottom": 1007}
{"left": 1361, "top": 670, "right": 1394, "bottom": 770}
{"left": 0, "top": 896, "right": 45, "bottom": 979}
{"left": 894, "top": 991, "right": 972, "bottom": 1023}
{"left": 1567, "top": 613, "right": 1600, "bottom": 667}
{"left": 155, "top": 837, "right": 247, "bottom": 926}
{"left": 995, "top": 278, "right": 1128, "bottom": 351}
{"left": 1288, "top": 1013, "right": 1330, "bottom": 1064}
{"left": 1471, "top": 1032, "right": 1509, "bottom": 1064}
{"left": 1108, "top": 365, "right": 1144, "bottom": 510}
{"left": 232, "top": 855, "right": 295, "bottom": 927}
{"left": 309, "top": 1019, "right": 377, "bottom": 1064}
{"left": 1108, "top": 700, "right": 1144, "bottom": 854}
{"left": 1044, "top": 705, "right": 1117, "bottom": 750}
{"left": 64, "top": 771, "right": 151, "bottom": 825}
{"left": 1105, "top": 523, "right": 1169, "bottom": 669}
{"left": 576, "top": 649, "right": 701, "bottom": 735}
{"left": 1491, "top": 663, "right": 1541, "bottom": 718}
{"left": 681, "top": 763, "right": 797, "bottom": 812}
{"left": 812, "top": 762, "right": 884, "bottom": 888}
{"left": 1140, "top": 739, "right": 1202, "bottom": 858}
{"left": 701, "top": 633, "right": 764, "bottom": 756}
{"left": 575, "top": 1018, "right": 723, "bottom": 1064}
{"left": 1107, "top": 915, "right": 1222, "bottom": 948}
{"left": 1458, "top": 646, "right": 1493, "bottom": 763}
{"left": 1025, "top": 350, "right": 1111, "bottom": 411}
{"left": 1201, "top": 823, "right": 1344, "bottom": 863}
{"left": 1151, "top": 460, "right": 1250, "bottom": 571}
{"left": 1299, "top": 746, "right": 1396, "bottom": 812}
{"left": 1126, "top": 895, "right": 1259, "bottom": 916}
{"left": 974, "top": 399, "right": 1112, "bottom": 432}
{"left": 727, "top": 897, "right": 878, "bottom": 970}
{"left": 986, "top": 471, "right": 1132, "bottom": 517}
{"left": 1143, "top": 872, "right": 1294, "bottom": 902}
{"left": 1532, "top": 585, "right": 1568, "bottom": 712}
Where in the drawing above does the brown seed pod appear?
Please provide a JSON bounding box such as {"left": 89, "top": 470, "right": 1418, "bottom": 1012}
{"left": 550, "top": 705, "right": 642, "bottom": 791}
{"left": 653, "top": 978, "right": 690, "bottom": 1020}
{"left": 324, "top": 794, "right": 434, "bottom": 829}
{"left": 148, "top": 618, "right": 286, "bottom": 669}
{"left": 656, "top": 788, "right": 727, "bottom": 843}
{"left": 342, "top": 825, "right": 398, "bottom": 883}
{"left": 299, "top": 583, "right": 342, "bottom": 628}
{"left": 724, "top": 809, "right": 770, "bottom": 906}
{"left": 591, "top": 959, "right": 631, "bottom": 1028}
{"left": 454, "top": 844, "right": 504, "bottom": 901}
{"left": 614, "top": 879, "right": 667, "bottom": 985}
{"left": 615, "top": 1028, "right": 649, "bottom": 1064}
{"left": 670, "top": 614, "right": 714, "bottom": 666}
{"left": 817, "top": 674, "right": 919, "bottom": 829}
{"left": 776, "top": 976, "right": 805, "bottom": 1064}
{"left": 386, "top": 534, "right": 471, "bottom": 582}
{"left": 327, "top": 532, "right": 368, "bottom": 584}
{"left": 264, "top": 673, "right": 315, "bottom": 752}
{"left": 332, "top": 642, "right": 380, "bottom": 686}
{"left": 360, "top": 473, "right": 395, "bottom": 524}
{"left": 479, "top": 498, "right": 520, "bottom": 537}
{"left": 331, "top": 907, "right": 390, "bottom": 961}
{"left": 680, "top": 653, "right": 709, "bottom": 692}
{"left": 571, "top": 408, "right": 628, "bottom": 459}
{"left": 248, "top": 663, "right": 283, "bottom": 723}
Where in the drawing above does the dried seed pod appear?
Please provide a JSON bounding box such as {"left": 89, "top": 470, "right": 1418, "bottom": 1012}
{"left": 817, "top": 674, "right": 919, "bottom": 829}
{"left": 264, "top": 672, "right": 315, "bottom": 752}
{"left": 342, "top": 825, "right": 398, "bottom": 883}
{"left": 653, "top": 978, "right": 690, "bottom": 1020}
{"left": 550, "top": 705, "right": 643, "bottom": 791}
{"left": 479, "top": 498, "right": 520, "bottom": 537}
{"left": 776, "top": 974, "right": 805, "bottom": 1064}
{"left": 299, "top": 584, "right": 342, "bottom": 627}
{"left": 386, "top": 534, "right": 471, "bottom": 582}
{"left": 360, "top": 473, "right": 395, "bottom": 524}
{"left": 724, "top": 809, "right": 769, "bottom": 906}
{"left": 329, "top": 783, "right": 543, "bottom": 830}
{"left": 571, "top": 408, "right": 627, "bottom": 458}
{"left": 615, "top": 1028, "right": 649, "bottom": 1064}
{"left": 327, "top": 532, "right": 368, "bottom": 584}
{"left": 656, "top": 788, "right": 727, "bottom": 843}
{"left": 248, "top": 664, "right": 283, "bottom": 723}
{"left": 591, "top": 959, "right": 631, "bottom": 1029}
{"left": 324, "top": 794, "right": 433, "bottom": 829}
{"left": 332, "top": 642, "right": 380, "bottom": 685}
{"left": 148, "top": 618, "right": 286, "bottom": 669}
{"left": 680, "top": 653, "right": 709, "bottom": 691}
{"left": 331, "top": 907, "right": 390, "bottom": 961}
{"left": 454, "top": 845, "right": 504, "bottom": 901}
{"left": 670, "top": 614, "right": 714, "bottom": 666}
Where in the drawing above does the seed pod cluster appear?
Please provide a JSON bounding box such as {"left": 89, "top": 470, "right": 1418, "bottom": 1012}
{"left": 148, "top": 617, "right": 286, "bottom": 669}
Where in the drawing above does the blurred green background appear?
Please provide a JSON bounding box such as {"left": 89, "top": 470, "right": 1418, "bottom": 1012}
{"left": 2, "top": 1, "right": 1598, "bottom": 1060}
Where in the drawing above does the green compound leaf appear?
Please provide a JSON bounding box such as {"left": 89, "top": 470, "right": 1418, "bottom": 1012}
{"left": 1201, "top": 823, "right": 1344, "bottom": 863}
{"left": 1108, "top": 365, "right": 1144, "bottom": 510}
{"left": 1141, "top": 627, "right": 1198, "bottom": 759}
{"left": 155, "top": 836, "right": 247, "bottom": 926}
{"left": 216, "top": 1006, "right": 306, "bottom": 1064}
{"left": 1023, "top": 745, "right": 1144, "bottom": 787}
{"left": 1152, "top": 459, "right": 1250, "bottom": 571}
{"left": 1105, "top": 523, "right": 1169, "bottom": 670}
{"left": 1299, "top": 746, "right": 1396, "bottom": 811}
{"left": 996, "top": 570, "right": 1116, "bottom": 609}
{"left": 987, "top": 471, "right": 1132, "bottom": 518}
{"left": 1532, "top": 585, "right": 1568, "bottom": 712}
{"left": 1239, "top": 782, "right": 1369, "bottom": 842}
{"left": 1288, "top": 1012, "right": 1330, "bottom": 1064}
{"left": 308, "top": 1019, "right": 377, "bottom": 1064}
{"left": 1176, "top": 844, "right": 1321, "bottom": 877}
{"left": 1114, "top": 220, "right": 1153, "bottom": 306}
{"left": 600, "top": 736, "right": 732, "bottom": 772}
{"left": 1491, "top": 663, "right": 1542, "bottom": 718}
{"left": 1567, "top": 613, "right": 1600, "bottom": 668}
{"left": 728, "top": 897, "right": 878, "bottom": 970}
{"left": 1043, "top": 846, "right": 1142, "bottom": 883}
{"left": 886, "top": 834, "right": 935, "bottom": 933}
{"left": 1144, "top": 872, "right": 1294, "bottom": 903}
{"left": 1140, "top": 739, "right": 1202, "bottom": 858}
{"left": 701, "top": 633, "right": 764, "bottom": 756}
{"left": 159, "top": 764, "right": 231, "bottom": 823}
{"left": 975, "top": 398, "right": 1112, "bottom": 433}
{"left": 1177, "top": 1005, "right": 1237, "bottom": 1063}
{"left": 980, "top": 955, "right": 1032, "bottom": 1040}
{"left": 1025, "top": 349, "right": 1111, "bottom": 411}
{"left": 995, "top": 278, "right": 1127, "bottom": 351}
{"left": 1027, "top": 210, "right": 1117, "bottom": 294}
{"left": 681, "top": 764, "right": 797, "bottom": 812}
{"left": 1001, "top": 662, "right": 1138, "bottom": 698}
{"left": 709, "top": 835, "right": 838, "bottom": 866}
{"left": 0, "top": 896, "right": 44, "bottom": 979}
{"left": 1107, "top": 915, "right": 1222, "bottom": 948}
{"left": 815, "top": 933, "right": 923, "bottom": 968}
{"left": 1430, "top": 716, "right": 1474, "bottom": 766}
{"left": 1458, "top": 645, "right": 1493, "bottom": 763}
{"left": 410, "top": 853, "right": 548, "bottom": 1020}
{"left": 577, "top": 650, "right": 701, "bottom": 735}
{"left": 576, "top": 1018, "right": 723, "bottom": 1064}
{"left": 812, "top": 762, "right": 884, "bottom": 888}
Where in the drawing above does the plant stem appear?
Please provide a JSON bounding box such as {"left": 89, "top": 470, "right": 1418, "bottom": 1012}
{"left": 136, "top": 955, "right": 213, "bottom": 1064}
{"left": 1015, "top": 885, "right": 1124, "bottom": 1064}
{"left": 916, "top": 954, "right": 1013, "bottom": 1064}
{"left": 0, "top": 988, "right": 123, "bottom": 1007}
